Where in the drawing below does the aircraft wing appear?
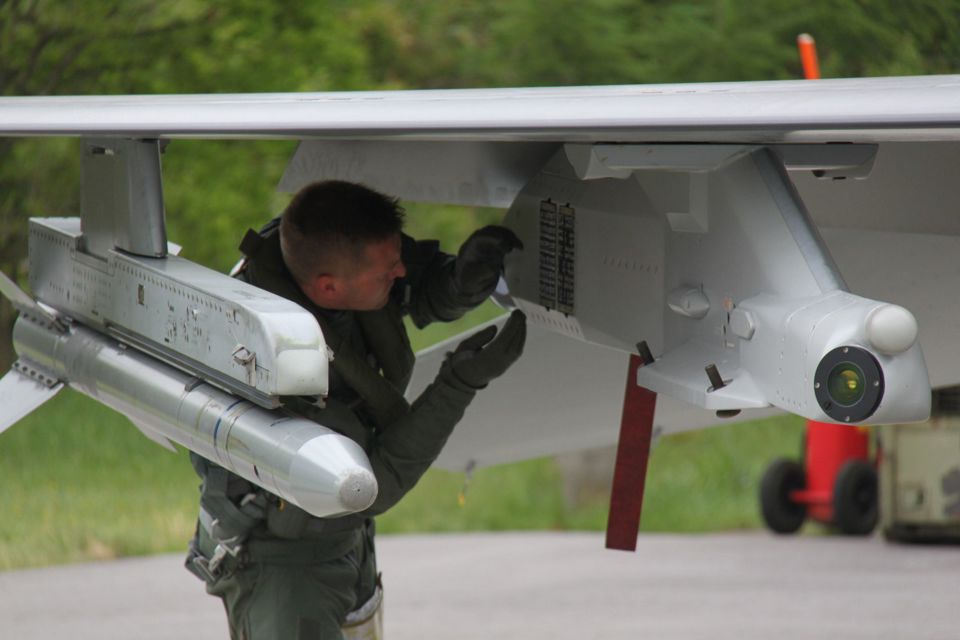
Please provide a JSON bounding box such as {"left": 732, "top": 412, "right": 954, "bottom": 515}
{"left": 1, "top": 75, "right": 959, "bottom": 479}
{"left": 406, "top": 316, "right": 783, "bottom": 471}
{"left": 0, "top": 75, "right": 957, "bottom": 143}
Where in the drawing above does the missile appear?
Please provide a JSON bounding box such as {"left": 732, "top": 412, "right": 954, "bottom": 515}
{"left": 0, "top": 213, "right": 377, "bottom": 518}
{"left": 6, "top": 310, "right": 377, "bottom": 518}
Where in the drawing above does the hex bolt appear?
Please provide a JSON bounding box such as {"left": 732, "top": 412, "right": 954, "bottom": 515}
{"left": 705, "top": 363, "right": 725, "bottom": 391}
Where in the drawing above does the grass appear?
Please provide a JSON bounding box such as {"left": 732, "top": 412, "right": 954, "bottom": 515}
{"left": 0, "top": 301, "right": 809, "bottom": 570}
{"left": 0, "top": 389, "right": 200, "bottom": 569}
{"left": 0, "top": 379, "right": 806, "bottom": 570}
{"left": 377, "top": 414, "right": 806, "bottom": 534}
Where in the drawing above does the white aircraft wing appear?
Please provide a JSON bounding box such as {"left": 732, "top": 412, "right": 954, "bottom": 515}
{"left": 0, "top": 75, "right": 957, "bottom": 142}
{"left": 407, "top": 316, "right": 782, "bottom": 471}
{"left": 1, "top": 75, "right": 959, "bottom": 475}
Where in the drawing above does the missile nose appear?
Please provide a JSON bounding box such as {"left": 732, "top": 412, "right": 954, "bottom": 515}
{"left": 287, "top": 432, "right": 379, "bottom": 517}
{"left": 337, "top": 468, "right": 377, "bottom": 512}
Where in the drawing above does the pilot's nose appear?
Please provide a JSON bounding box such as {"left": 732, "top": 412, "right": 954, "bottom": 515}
{"left": 394, "top": 260, "right": 407, "bottom": 279}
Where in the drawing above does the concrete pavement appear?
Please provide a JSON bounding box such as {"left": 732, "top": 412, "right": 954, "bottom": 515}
{"left": 0, "top": 532, "right": 956, "bottom": 639}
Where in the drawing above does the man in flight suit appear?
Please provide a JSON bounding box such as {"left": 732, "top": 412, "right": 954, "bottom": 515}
{"left": 186, "top": 180, "right": 526, "bottom": 639}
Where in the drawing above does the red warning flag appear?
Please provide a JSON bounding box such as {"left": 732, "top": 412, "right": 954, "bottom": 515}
{"left": 605, "top": 354, "right": 657, "bottom": 551}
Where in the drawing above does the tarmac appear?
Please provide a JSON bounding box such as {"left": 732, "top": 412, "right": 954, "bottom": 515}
{"left": 0, "top": 531, "right": 957, "bottom": 639}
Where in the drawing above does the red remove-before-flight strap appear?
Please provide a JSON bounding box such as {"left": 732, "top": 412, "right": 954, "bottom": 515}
{"left": 605, "top": 353, "right": 657, "bottom": 551}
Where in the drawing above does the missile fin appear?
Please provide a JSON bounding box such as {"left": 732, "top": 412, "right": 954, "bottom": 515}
{"left": 0, "top": 366, "right": 64, "bottom": 436}
{"left": 127, "top": 417, "right": 178, "bottom": 452}
{"left": 0, "top": 270, "right": 66, "bottom": 332}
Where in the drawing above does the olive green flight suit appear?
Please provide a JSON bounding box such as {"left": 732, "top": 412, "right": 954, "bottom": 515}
{"left": 187, "top": 220, "right": 486, "bottom": 639}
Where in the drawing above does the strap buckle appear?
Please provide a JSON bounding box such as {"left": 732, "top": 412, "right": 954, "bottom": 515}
{"left": 190, "top": 534, "right": 243, "bottom": 581}
{"left": 207, "top": 537, "right": 243, "bottom": 575}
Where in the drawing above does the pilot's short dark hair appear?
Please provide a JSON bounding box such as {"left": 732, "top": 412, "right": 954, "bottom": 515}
{"left": 280, "top": 181, "right": 405, "bottom": 284}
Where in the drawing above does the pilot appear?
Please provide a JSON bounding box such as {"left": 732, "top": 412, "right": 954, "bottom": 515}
{"left": 186, "top": 180, "right": 526, "bottom": 639}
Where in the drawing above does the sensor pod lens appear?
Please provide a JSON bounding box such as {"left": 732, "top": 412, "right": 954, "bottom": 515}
{"left": 814, "top": 346, "right": 883, "bottom": 423}
{"left": 827, "top": 363, "right": 866, "bottom": 407}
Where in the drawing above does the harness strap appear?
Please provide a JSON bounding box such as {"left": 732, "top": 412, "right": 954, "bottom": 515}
{"left": 244, "top": 533, "right": 361, "bottom": 563}
{"left": 357, "top": 304, "right": 415, "bottom": 391}
{"left": 239, "top": 227, "right": 265, "bottom": 258}
{"left": 264, "top": 496, "right": 365, "bottom": 539}
{"left": 315, "top": 311, "right": 411, "bottom": 429}
{"left": 198, "top": 465, "right": 268, "bottom": 542}
{"left": 240, "top": 220, "right": 416, "bottom": 430}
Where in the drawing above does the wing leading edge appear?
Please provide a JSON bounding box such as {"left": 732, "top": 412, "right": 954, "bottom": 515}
{"left": 0, "top": 76, "right": 958, "bottom": 142}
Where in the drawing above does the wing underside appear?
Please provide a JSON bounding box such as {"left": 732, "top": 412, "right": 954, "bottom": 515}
{"left": 3, "top": 75, "right": 960, "bottom": 465}
{"left": 408, "top": 317, "right": 782, "bottom": 471}
{"left": 414, "top": 214, "right": 960, "bottom": 470}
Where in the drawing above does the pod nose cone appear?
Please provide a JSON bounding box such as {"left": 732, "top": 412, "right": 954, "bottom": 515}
{"left": 337, "top": 468, "right": 378, "bottom": 512}
{"left": 288, "top": 432, "right": 378, "bottom": 517}
{"left": 865, "top": 304, "right": 918, "bottom": 355}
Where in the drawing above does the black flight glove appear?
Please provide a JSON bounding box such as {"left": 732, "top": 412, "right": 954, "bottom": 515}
{"left": 454, "top": 225, "right": 523, "bottom": 303}
{"left": 442, "top": 310, "right": 527, "bottom": 390}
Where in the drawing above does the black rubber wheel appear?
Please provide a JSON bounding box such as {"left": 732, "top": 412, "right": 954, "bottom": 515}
{"left": 760, "top": 458, "right": 806, "bottom": 534}
{"left": 833, "top": 459, "right": 878, "bottom": 535}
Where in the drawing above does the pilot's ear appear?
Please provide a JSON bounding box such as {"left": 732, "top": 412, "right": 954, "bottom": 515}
{"left": 302, "top": 274, "right": 338, "bottom": 305}
{"left": 315, "top": 274, "right": 338, "bottom": 294}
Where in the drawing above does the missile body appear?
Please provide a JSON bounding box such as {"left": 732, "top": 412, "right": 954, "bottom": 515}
{"left": 12, "top": 313, "right": 377, "bottom": 518}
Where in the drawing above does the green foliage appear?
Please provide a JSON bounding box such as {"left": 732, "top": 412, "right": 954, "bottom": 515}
{"left": 631, "top": 2, "right": 798, "bottom": 82}
{"left": 161, "top": 140, "right": 296, "bottom": 270}
{"left": 2, "top": 0, "right": 960, "bottom": 365}
{"left": 0, "top": 386, "right": 806, "bottom": 569}
{"left": 378, "top": 415, "right": 807, "bottom": 534}
{"left": 0, "top": 389, "right": 199, "bottom": 568}
{"left": 0, "top": 0, "right": 959, "bottom": 567}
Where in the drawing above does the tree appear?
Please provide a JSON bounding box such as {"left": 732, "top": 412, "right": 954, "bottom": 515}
{"left": 2, "top": 0, "right": 959, "bottom": 370}
{"left": 0, "top": 1, "right": 217, "bottom": 366}
{"left": 0, "top": 0, "right": 374, "bottom": 366}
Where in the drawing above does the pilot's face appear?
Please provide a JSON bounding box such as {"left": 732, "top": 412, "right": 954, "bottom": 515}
{"left": 338, "top": 235, "right": 406, "bottom": 311}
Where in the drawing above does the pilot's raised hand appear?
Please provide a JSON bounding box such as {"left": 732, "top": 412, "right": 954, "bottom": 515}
{"left": 442, "top": 310, "right": 526, "bottom": 389}
{"left": 454, "top": 225, "right": 523, "bottom": 302}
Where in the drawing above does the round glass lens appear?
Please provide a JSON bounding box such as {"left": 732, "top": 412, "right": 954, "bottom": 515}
{"left": 827, "top": 363, "right": 866, "bottom": 407}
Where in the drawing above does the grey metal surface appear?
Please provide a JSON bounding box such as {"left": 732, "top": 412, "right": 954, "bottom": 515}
{"left": 29, "top": 217, "right": 328, "bottom": 404}
{"left": 3, "top": 76, "right": 959, "bottom": 457}
{"left": 410, "top": 225, "right": 960, "bottom": 472}
{"left": 0, "top": 532, "right": 955, "bottom": 640}
{"left": 410, "top": 317, "right": 786, "bottom": 471}
{"left": 80, "top": 138, "right": 167, "bottom": 259}
{"left": 281, "top": 141, "right": 878, "bottom": 210}
{"left": 500, "top": 142, "right": 926, "bottom": 422}
{"left": 11, "top": 315, "right": 376, "bottom": 517}
{"left": 279, "top": 140, "right": 559, "bottom": 208}
{"left": 0, "top": 76, "right": 957, "bottom": 141}
{"left": 753, "top": 147, "right": 848, "bottom": 293}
